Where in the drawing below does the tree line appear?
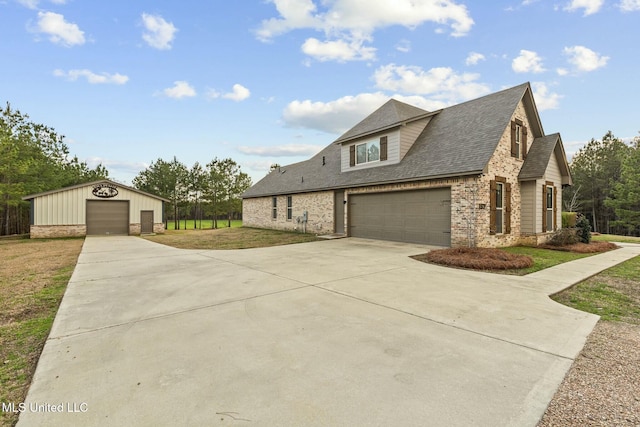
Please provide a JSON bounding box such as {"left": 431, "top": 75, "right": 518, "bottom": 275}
{"left": 1, "top": 103, "right": 108, "bottom": 235}
{"left": 1, "top": 102, "right": 251, "bottom": 236}
{"left": 564, "top": 131, "right": 640, "bottom": 236}
{"left": 132, "top": 157, "right": 251, "bottom": 230}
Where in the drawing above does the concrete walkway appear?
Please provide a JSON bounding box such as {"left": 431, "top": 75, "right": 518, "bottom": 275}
{"left": 17, "top": 238, "right": 640, "bottom": 427}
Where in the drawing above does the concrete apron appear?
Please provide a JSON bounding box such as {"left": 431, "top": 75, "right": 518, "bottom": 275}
{"left": 19, "top": 237, "right": 635, "bottom": 427}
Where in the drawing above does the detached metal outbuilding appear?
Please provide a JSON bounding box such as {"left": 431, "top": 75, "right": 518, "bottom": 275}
{"left": 22, "top": 179, "right": 169, "bottom": 238}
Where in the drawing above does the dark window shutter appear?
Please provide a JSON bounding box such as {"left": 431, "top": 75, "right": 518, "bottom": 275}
{"left": 489, "top": 180, "right": 497, "bottom": 235}
{"left": 349, "top": 145, "right": 355, "bottom": 167}
{"left": 522, "top": 127, "right": 528, "bottom": 159}
{"left": 380, "top": 136, "right": 388, "bottom": 161}
{"left": 553, "top": 186, "right": 558, "bottom": 230}
{"left": 510, "top": 121, "right": 517, "bottom": 157}
{"left": 541, "top": 184, "right": 547, "bottom": 232}
{"left": 505, "top": 182, "right": 512, "bottom": 234}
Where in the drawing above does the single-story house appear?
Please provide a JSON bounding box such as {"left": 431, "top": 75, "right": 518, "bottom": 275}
{"left": 242, "top": 82, "right": 572, "bottom": 248}
{"left": 22, "top": 179, "right": 169, "bottom": 238}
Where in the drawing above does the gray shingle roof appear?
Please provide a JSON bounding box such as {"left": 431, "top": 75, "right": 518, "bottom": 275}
{"left": 519, "top": 134, "right": 560, "bottom": 180}
{"left": 243, "top": 82, "right": 534, "bottom": 198}
{"left": 334, "top": 99, "right": 433, "bottom": 144}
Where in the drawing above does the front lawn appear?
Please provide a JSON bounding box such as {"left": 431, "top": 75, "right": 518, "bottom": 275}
{"left": 0, "top": 238, "right": 84, "bottom": 427}
{"left": 142, "top": 226, "right": 321, "bottom": 249}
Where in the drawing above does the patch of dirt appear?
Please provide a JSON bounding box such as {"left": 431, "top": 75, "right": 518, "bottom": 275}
{"left": 411, "top": 247, "right": 533, "bottom": 270}
{"left": 539, "top": 241, "right": 619, "bottom": 253}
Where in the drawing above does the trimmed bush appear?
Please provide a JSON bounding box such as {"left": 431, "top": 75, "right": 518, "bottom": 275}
{"left": 562, "top": 212, "right": 577, "bottom": 228}
{"left": 547, "top": 227, "right": 580, "bottom": 246}
{"left": 575, "top": 214, "right": 592, "bottom": 244}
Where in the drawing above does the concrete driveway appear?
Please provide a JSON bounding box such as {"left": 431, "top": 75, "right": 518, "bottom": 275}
{"left": 18, "top": 236, "right": 613, "bottom": 426}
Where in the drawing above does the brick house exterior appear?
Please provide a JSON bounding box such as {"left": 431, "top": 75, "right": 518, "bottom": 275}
{"left": 242, "top": 83, "right": 572, "bottom": 248}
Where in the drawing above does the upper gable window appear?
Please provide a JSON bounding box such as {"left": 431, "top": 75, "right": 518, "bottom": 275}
{"left": 349, "top": 136, "right": 388, "bottom": 167}
{"left": 511, "top": 119, "right": 527, "bottom": 159}
{"left": 356, "top": 140, "right": 380, "bottom": 164}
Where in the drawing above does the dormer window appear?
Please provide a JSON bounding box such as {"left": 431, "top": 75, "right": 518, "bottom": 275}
{"left": 348, "top": 136, "right": 388, "bottom": 168}
{"left": 356, "top": 140, "right": 380, "bottom": 164}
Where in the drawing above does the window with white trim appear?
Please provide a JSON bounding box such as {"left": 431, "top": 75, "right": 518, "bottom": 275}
{"left": 546, "top": 186, "right": 553, "bottom": 232}
{"left": 286, "top": 196, "right": 292, "bottom": 220}
{"left": 355, "top": 140, "right": 380, "bottom": 165}
{"left": 495, "top": 182, "right": 504, "bottom": 234}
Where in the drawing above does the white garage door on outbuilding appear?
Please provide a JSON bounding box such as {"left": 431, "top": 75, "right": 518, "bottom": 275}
{"left": 22, "top": 179, "right": 169, "bottom": 238}
{"left": 349, "top": 188, "right": 451, "bottom": 246}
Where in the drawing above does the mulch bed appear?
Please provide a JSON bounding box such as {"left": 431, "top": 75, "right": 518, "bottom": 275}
{"left": 411, "top": 247, "right": 534, "bottom": 270}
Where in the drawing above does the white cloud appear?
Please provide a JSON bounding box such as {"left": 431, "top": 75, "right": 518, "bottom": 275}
{"left": 531, "top": 82, "right": 562, "bottom": 110}
{"left": 223, "top": 84, "right": 251, "bottom": 101}
{"left": 36, "top": 11, "right": 85, "bottom": 47}
{"left": 564, "top": 0, "right": 604, "bottom": 15}
{"left": 619, "top": 0, "right": 640, "bottom": 11}
{"left": 301, "top": 37, "right": 376, "bottom": 62}
{"left": 563, "top": 45, "right": 609, "bottom": 71}
{"left": 162, "top": 81, "right": 196, "bottom": 99}
{"left": 395, "top": 39, "right": 411, "bottom": 53}
{"left": 465, "top": 52, "right": 485, "bottom": 65}
{"left": 372, "top": 63, "right": 490, "bottom": 103}
{"left": 512, "top": 49, "right": 546, "bottom": 73}
{"left": 141, "top": 13, "right": 177, "bottom": 50}
{"left": 556, "top": 67, "right": 569, "bottom": 76}
{"left": 283, "top": 92, "right": 449, "bottom": 135}
{"left": 237, "top": 144, "right": 323, "bottom": 157}
{"left": 207, "top": 84, "right": 251, "bottom": 101}
{"left": 256, "top": 0, "right": 474, "bottom": 62}
{"left": 53, "top": 69, "right": 129, "bottom": 85}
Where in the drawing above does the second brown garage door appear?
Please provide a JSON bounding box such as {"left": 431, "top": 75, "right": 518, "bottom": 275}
{"left": 349, "top": 188, "right": 451, "bottom": 246}
{"left": 86, "top": 200, "right": 129, "bottom": 235}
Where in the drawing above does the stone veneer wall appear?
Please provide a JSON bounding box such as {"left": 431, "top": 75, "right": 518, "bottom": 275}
{"left": 243, "top": 191, "right": 334, "bottom": 234}
{"left": 30, "top": 223, "right": 165, "bottom": 238}
{"left": 473, "top": 100, "right": 530, "bottom": 248}
{"left": 30, "top": 225, "right": 86, "bottom": 238}
{"left": 129, "top": 223, "right": 166, "bottom": 235}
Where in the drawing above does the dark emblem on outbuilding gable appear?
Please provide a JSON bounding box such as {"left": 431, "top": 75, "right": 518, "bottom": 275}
{"left": 92, "top": 183, "right": 119, "bottom": 198}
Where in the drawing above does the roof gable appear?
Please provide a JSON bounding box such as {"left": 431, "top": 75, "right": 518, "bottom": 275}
{"left": 22, "top": 179, "right": 171, "bottom": 202}
{"left": 519, "top": 133, "right": 572, "bottom": 185}
{"left": 243, "top": 82, "right": 554, "bottom": 198}
{"left": 334, "top": 99, "right": 433, "bottom": 144}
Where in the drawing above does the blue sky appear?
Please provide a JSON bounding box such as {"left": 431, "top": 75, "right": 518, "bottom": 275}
{"left": 2, "top": 0, "right": 639, "bottom": 185}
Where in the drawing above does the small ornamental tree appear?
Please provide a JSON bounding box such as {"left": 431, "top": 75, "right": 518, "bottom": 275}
{"left": 575, "top": 213, "right": 592, "bottom": 244}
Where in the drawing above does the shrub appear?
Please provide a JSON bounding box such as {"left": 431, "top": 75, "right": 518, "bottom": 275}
{"left": 575, "top": 214, "right": 592, "bottom": 244}
{"left": 547, "top": 227, "right": 580, "bottom": 246}
{"left": 562, "top": 212, "right": 577, "bottom": 228}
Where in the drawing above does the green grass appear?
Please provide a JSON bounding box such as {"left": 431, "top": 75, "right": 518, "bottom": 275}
{"left": 142, "top": 226, "right": 321, "bottom": 250}
{"left": 593, "top": 234, "right": 640, "bottom": 244}
{"left": 499, "top": 246, "right": 594, "bottom": 275}
{"left": 165, "top": 219, "right": 242, "bottom": 230}
{"left": 0, "top": 239, "right": 83, "bottom": 427}
{"left": 552, "top": 255, "right": 640, "bottom": 323}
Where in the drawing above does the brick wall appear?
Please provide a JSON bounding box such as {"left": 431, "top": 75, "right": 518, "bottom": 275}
{"left": 243, "top": 191, "right": 334, "bottom": 234}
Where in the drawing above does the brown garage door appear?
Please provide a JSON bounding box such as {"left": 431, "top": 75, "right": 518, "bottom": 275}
{"left": 86, "top": 200, "right": 129, "bottom": 235}
{"left": 349, "top": 188, "right": 451, "bottom": 246}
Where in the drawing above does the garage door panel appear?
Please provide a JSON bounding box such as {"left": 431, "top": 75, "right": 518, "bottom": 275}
{"left": 349, "top": 189, "right": 451, "bottom": 246}
{"left": 86, "top": 200, "right": 129, "bottom": 235}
